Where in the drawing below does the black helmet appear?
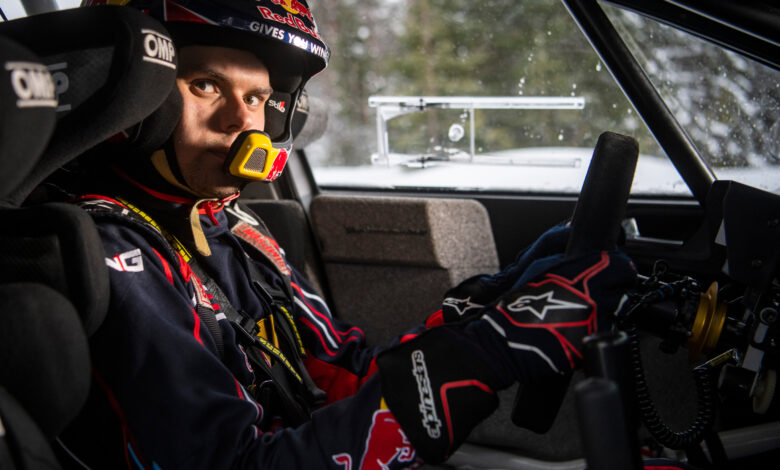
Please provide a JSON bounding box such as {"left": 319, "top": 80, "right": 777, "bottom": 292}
{"left": 82, "top": 0, "right": 329, "bottom": 182}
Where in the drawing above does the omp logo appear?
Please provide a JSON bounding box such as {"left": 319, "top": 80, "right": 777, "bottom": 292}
{"left": 267, "top": 99, "right": 286, "bottom": 113}
{"left": 106, "top": 248, "right": 144, "bottom": 272}
{"left": 4, "top": 61, "right": 56, "bottom": 108}
{"left": 411, "top": 350, "right": 441, "bottom": 439}
{"left": 142, "top": 29, "right": 176, "bottom": 70}
{"left": 47, "top": 62, "right": 71, "bottom": 112}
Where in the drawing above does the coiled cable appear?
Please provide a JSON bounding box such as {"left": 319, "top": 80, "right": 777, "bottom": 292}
{"left": 625, "top": 323, "right": 717, "bottom": 450}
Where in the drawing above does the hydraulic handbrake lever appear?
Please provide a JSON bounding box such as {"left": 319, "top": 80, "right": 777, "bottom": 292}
{"left": 511, "top": 131, "right": 639, "bottom": 433}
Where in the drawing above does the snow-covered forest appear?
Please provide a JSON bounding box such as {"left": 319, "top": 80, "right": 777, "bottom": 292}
{"left": 306, "top": 0, "right": 778, "bottom": 176}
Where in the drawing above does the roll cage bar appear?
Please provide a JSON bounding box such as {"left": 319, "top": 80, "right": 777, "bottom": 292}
{"left": 564, "top": 0, "right": 779, "bottom": 204}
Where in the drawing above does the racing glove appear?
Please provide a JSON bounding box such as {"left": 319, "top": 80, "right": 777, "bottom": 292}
{"left": 434, "top": 222, "right": 571, "bottom": 325}
{"left": 377, "top": 249, "right": 637, "bottom": 463}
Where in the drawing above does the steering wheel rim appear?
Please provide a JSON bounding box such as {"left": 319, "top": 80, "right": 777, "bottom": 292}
{"left": 565, "top": 131, "right": 639, "bottom": 259}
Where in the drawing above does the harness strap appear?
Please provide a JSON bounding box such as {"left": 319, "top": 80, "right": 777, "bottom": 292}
{"left": 224, "top": 201, "right": 326, "bottom": 407}
{"left": 77, "top": 195, "right": 227, "bottom": 360}
{"left": 78, "top": 195, "right": 326, "bottom": 421}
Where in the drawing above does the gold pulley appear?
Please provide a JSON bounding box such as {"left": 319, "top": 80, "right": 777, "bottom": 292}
{"left": 688, "top": 282, "right": 728, "bottom": 362}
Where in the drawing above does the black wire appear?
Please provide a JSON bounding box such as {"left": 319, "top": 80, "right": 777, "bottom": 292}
{"left": 0, "top": 7, "right": 8, "bottom": 21}
{"left": 626, "top": 323, "right": 718, "bottom": 450}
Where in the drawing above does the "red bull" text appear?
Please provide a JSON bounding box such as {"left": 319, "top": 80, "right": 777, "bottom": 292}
{"left": 332, "top": 409, "right": 416, "bottom": 469}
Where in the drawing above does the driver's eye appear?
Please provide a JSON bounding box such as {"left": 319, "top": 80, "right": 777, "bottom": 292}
{"left": 192, "top": 79, "right": 217, "bottom": 94}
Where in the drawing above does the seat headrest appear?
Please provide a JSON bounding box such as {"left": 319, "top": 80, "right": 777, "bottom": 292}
{"left": 0, "top": 283, "right": 90, "bottom": 437}
{"left": 0, "top": 36, "right": 57, "bottom": 204}
{"left": 291, "top": 88, "right": 329, "bottom": 150}
{"left": 0, "top": 5, "right": 178, "bottom": 206}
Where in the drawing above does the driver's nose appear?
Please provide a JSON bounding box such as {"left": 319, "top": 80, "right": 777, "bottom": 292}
{"left": 219, "top": 94, "right": 262, "bottom": 134}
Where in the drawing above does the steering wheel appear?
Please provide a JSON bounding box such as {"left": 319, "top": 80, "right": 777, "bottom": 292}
{"left": 566, "top": 131, "right": 639, "bottom": 258}
{"left": 510, "top": 131, "right": 640, "bottom": 435}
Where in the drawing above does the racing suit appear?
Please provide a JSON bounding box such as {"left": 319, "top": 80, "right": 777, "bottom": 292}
{"left": 59, "top": 161, "right": 421, "bottom": 470}
{"left": 57, "top": 155, "right": 689, "bottom": 470}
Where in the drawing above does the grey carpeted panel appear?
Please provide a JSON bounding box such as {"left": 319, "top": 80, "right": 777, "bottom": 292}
{"left": 310, "top": 195, "right": 498, "bottom": 268}
{"left": 310, "top": 194, "right": 500, "bottom": 346}
{"left": 324, "top": 263, "right": 495, "bottom": 346}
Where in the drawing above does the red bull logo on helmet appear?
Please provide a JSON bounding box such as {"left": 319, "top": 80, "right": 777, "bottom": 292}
{"left": 256, "top": 2, "right": 322, "bottom": 41}
{"left": 332, "top": 408, "right": 416, "bottom": 470}
{"left": 269, "top": 0, "right": 313, "bottom": 23}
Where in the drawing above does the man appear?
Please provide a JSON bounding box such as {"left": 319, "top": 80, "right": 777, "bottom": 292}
{"left": 60, "top": 1, "right": 637, "bottom": 468}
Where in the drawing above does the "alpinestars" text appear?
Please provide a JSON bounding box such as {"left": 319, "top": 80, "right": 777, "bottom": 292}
{"left": 411, "top": 350, "right": 442, "bottom": 439}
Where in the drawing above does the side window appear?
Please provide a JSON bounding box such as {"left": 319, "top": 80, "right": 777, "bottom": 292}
{"left": 603, "top": 3, "right": 780, "bottom": 196}
{"left": 306, "top": 0, "right": 688, "bottom": 196}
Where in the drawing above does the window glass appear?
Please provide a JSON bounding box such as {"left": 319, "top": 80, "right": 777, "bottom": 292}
{"left": 306, "top": 0, "right": 688, "bottom": 195}
{"left": 602, "top": 3, "right": 780, "bottom": 195}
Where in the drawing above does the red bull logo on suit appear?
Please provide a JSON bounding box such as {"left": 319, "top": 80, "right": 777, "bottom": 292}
{"left": 332, "top": 408, "right": 417, "bottom": 469}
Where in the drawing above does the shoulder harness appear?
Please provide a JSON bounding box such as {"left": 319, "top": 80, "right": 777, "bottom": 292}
{"left": 76, "top": 195, "right": 325, "bottom": 425}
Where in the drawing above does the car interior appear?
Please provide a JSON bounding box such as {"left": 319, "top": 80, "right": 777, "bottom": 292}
{"left": 1, "top": 1, "right": 778, "bottom": 469}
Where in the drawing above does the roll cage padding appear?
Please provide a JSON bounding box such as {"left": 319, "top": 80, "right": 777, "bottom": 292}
{"left": 0, "top": 203, "right": 109, "bottom": 336}
{"left": 0, "top": 5, "right": 178, "bottom": 206}
{"left": 0, "top": 7, "right": 182, "bottom": 469}
{"left": 0, "top": 36, "right": 56, "bottom": 205}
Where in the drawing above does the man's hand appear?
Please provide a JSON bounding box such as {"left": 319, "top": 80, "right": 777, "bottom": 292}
{"left": 475, "top": 249, "right": 637, "bottom": 386}
{"left": 379, "top": 248, "right": 637, "bottom": 463}
{"left": 435, "top": 222, "right": 571, "bottom": 324}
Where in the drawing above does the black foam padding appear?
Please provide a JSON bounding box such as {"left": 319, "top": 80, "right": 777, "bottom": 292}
{"left": 566, "top": 131, "right": 638, "bottom": 258}
{"left": 265, "top": 90, "right": 295, "bottom": 143}
{"left": 0, "top": 6, "right": 178, "bottom": 205}
{"left": 0, "top": 203, "right": 109, "bottom": 336}
{"left": 0, "top": 386, "right": 62, "bottom": 470}
{"left": 0, "top": 36, "right": 57, "bottom": 202}
{"left": 122, "top": 86, "right": 182, "bottom": 156}
{"left": 0, "top": 283, "right": 90, "bottom": 438}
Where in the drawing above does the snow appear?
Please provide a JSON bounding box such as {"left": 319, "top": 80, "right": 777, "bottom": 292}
{"left": 312, "top": 147, "right": 695, "bottom": 195}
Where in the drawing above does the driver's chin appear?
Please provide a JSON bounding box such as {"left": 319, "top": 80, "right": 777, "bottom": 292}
{"left": 200, "top": 187, "right": 239, "bottom": 199}
{"left": 184, "top": 171, "right": 241, "bottom": 200}
{"left": 196, "top": 181, "right": 241, "bottom": 199}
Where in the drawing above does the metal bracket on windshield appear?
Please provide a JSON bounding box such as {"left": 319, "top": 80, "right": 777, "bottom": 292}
{"left": 368, "top": 96, "right": 586, "bottom": 167}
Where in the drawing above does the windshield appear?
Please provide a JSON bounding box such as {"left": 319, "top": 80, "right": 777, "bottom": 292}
{"left": 602, "top": 2, "right": 780, "bottom": 195}
{"left": 305, "top": 0, "right": 687, "bottom": 195}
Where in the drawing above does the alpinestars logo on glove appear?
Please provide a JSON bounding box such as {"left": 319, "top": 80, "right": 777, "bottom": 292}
{"left": 442, "top": 296, "right": 483, "bottom": 317}
{"left": 507, "top": 291, "right": 587, "bottom": 321}
{"left": 493, "top": 252, "right": 621, "bottom": 372}
{"left": 411, "top": 350, "right": 442, "bottom": 438}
